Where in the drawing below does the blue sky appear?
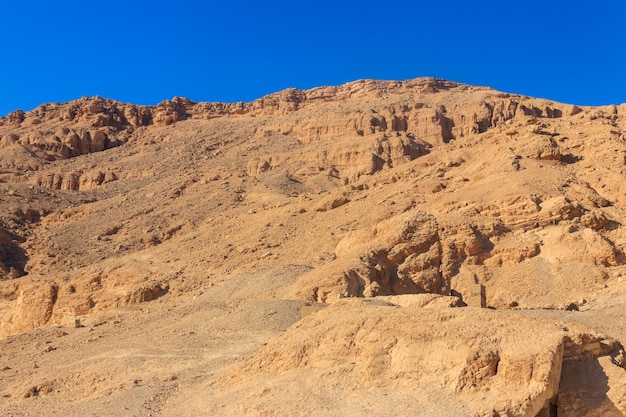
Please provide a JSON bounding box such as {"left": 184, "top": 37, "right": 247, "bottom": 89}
{"left": 1, "top": 0, "right": 625, "bottom": 116}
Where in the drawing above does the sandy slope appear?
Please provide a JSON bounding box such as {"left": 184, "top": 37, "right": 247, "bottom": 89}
{"left": 1, "top": 78, "right": 625, "bottom": 415}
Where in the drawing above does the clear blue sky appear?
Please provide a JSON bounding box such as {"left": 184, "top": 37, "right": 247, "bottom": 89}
{"left": 1, "top": 0, "right": 625, "bottom": 116}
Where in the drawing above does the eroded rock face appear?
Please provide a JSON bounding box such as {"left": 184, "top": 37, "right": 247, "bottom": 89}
{"left": 0, "top": 77, "right": 626, "bottom": 416}
{"left": 0, "top": 77, "right": 580, "bottom": 187}
{"left": 153, "top": 97, "right": 192, "bottom": 127}
{"left": 1, "top": 76, "right": 625, "bottom": 318}
{"left": 247, "top": 132, "right": 429, "bottom": 181}
{"left": 293, "top": 191, "right": 624, "bottom": 308}
{"left": 294, "top": 210, "right": 444, "bottom": 301}
{"left": 0, "top": 282, "right": 58, "bottom": 335}
{"left": 33, "top": 169, "right": 118, "bottom": 191}
{"left": 0, "top": 267, "right": 170, "bottom": 337}
{"left": 216, "top": 299, "right": 626, "bottom": 417}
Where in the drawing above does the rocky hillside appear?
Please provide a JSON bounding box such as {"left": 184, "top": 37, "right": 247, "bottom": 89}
{"left": 1, "top": 78, "right": 626, "bottom": 416}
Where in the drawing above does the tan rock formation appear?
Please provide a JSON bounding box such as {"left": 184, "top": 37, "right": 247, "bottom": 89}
{"left": 216, "top": 299, "right": 625, "bottom": 417}
{"left": 1, "top": 77, "right": 626, "bottom": 416}
{"left": 294, "top": 210, "right": 444, "bottom": 301}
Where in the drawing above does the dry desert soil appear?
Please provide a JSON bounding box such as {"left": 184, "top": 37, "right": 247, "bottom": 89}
{"left": 0, "top": 78, "right": 625, "bottom": 416}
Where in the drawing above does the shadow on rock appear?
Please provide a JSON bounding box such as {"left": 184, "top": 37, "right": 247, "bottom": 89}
{"left": 558, "top": 356, "right": 623, "bottom": 416}
{"left": 0, "top": 227, "right": 28, "bottom": 279}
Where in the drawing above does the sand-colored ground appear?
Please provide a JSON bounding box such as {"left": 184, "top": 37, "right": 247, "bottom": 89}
{"left": 1, "top": 78, "right": 625, "bottom": 416}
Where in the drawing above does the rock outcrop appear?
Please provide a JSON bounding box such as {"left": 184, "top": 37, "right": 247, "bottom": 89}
{"left": 1, "top": 77, "right": 626, "bottom": 416}
{"left": 0, "top": 78, "right": 583, "bottom": 185}
{"left": 217, "top": 298, "right": 626, "bottom": 417}
{"left": 0, "top": 265, "right": 170, "bottom": 337}
{"left": 294, "top": 210, "right": 444, "bottom": 302}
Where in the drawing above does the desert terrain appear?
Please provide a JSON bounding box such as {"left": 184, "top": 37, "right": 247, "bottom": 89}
{"left": 0, "top": 77, "right": 625, "bottom": 416}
